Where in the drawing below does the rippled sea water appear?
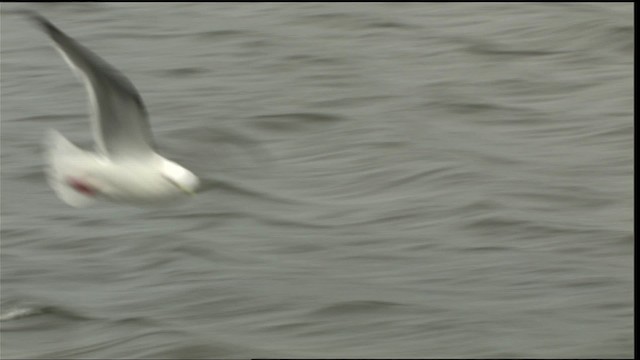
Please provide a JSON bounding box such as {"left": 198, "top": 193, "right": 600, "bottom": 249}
{"left": 0, "top": 3, "right": 633, "bottom": 359}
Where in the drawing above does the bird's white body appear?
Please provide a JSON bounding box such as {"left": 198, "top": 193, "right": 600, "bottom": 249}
{"left": 46, "top": 130, "right": 199, "bottom": 207}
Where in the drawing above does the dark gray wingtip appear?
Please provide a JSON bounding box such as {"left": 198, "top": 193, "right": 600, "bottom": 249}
{"left": 19, "top": 10, "right": 46, "bottom": 26}
{"left": 23, "top": 11, "right": 65, "bottom": 39}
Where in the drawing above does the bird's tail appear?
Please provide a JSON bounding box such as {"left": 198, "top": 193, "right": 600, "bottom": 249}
{"left": 44, "top": 130, "right": 98, "bottom": 207}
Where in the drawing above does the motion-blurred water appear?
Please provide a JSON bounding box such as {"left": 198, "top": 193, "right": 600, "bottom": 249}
{"left": 0, "top": 3, "right": 633, "bottom": 359}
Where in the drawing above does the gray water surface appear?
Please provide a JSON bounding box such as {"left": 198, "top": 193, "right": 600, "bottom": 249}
{"left": 0, "top": 3, "right": 634, "bottom": 359}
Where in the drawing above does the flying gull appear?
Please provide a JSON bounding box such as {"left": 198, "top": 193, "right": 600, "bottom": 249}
{"left": 28, "top": 13, "right": 201, "bottom": 207}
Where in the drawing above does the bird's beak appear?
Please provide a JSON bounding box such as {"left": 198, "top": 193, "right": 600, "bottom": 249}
{"left": 162, "top": 173, "right": 197, "bottom": 195}
{"left": 178, "top": 183, "right": 196, "bottom": 195}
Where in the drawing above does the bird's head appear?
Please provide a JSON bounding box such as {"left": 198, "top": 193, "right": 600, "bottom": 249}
{"left": 160, "top": 160, "right": 200, "bottom": 195}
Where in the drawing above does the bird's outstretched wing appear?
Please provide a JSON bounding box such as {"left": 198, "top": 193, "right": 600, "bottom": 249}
{"left": 30, "top": 13, "right": 157, "bottom": 160}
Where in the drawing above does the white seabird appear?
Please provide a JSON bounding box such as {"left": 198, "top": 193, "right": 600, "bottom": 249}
{"left": 30, "top": 14, "right": 200, "bottom": 207}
